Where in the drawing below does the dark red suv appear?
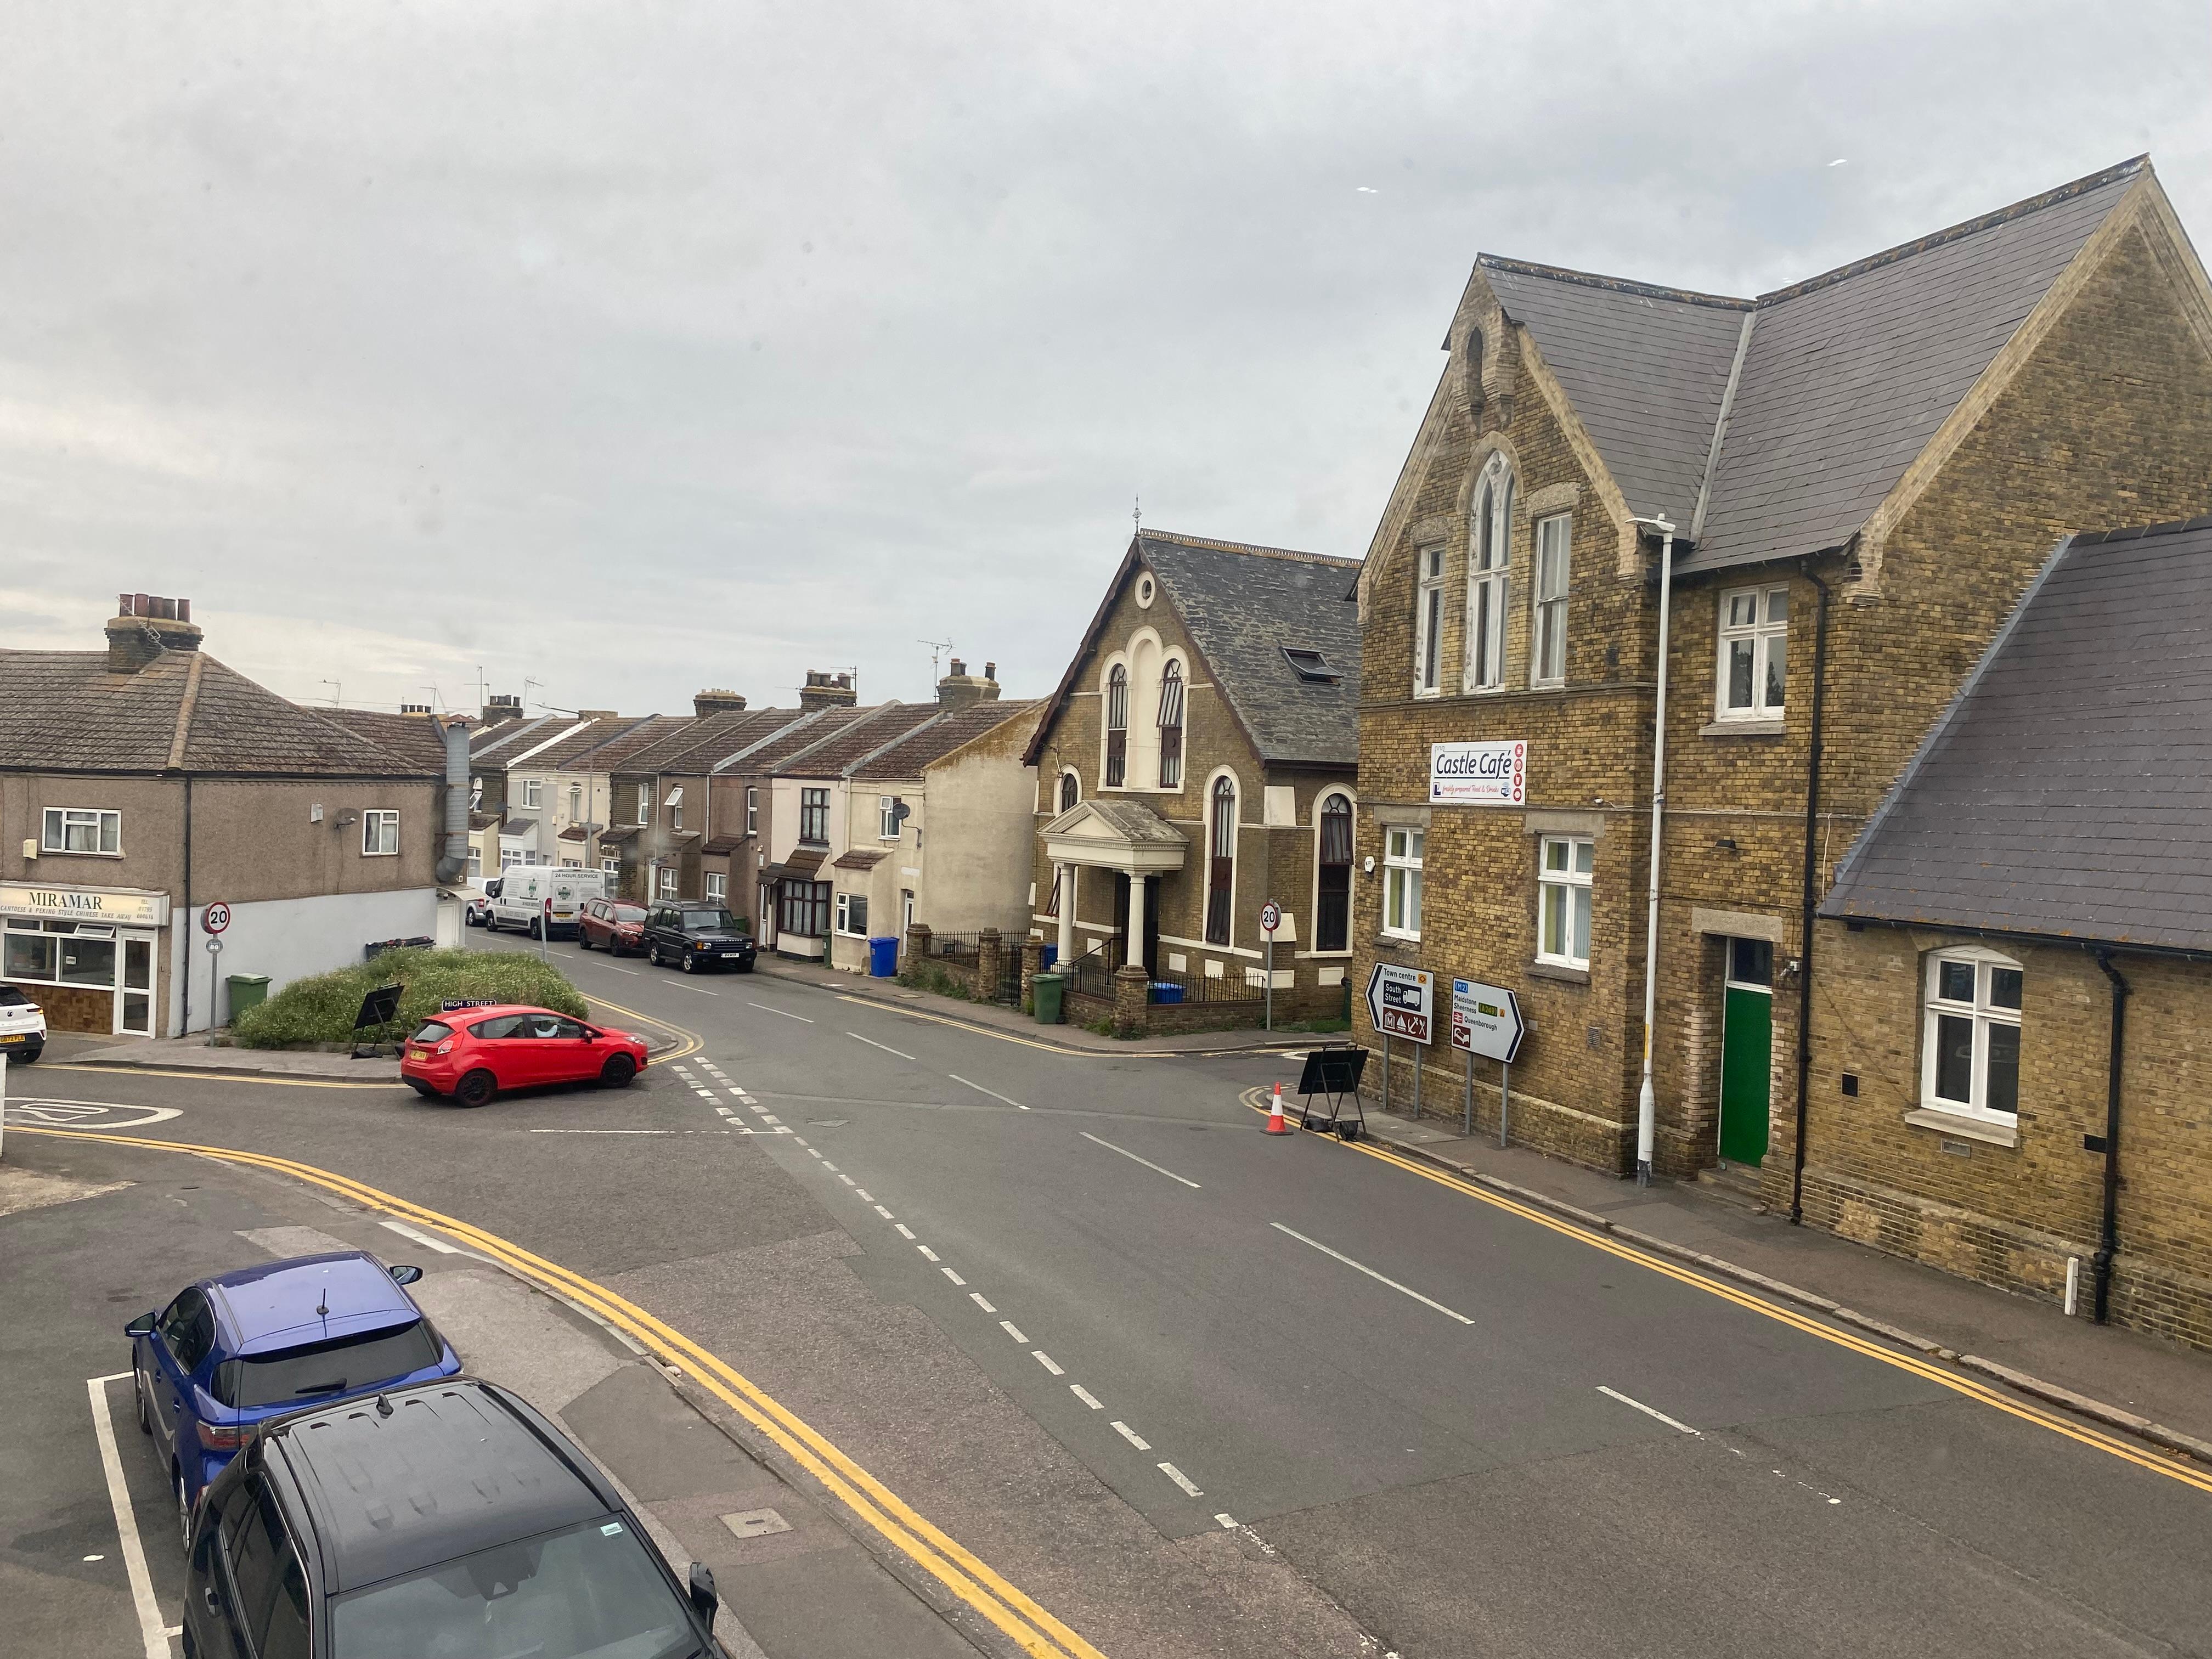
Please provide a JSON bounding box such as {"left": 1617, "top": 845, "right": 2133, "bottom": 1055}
{"left": 577, "top": 898, "right": 648, "bottom": 956}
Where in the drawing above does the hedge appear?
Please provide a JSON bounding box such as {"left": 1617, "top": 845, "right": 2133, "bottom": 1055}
{"left": 229, "top": 949, "right": 588, "bottom": 1049}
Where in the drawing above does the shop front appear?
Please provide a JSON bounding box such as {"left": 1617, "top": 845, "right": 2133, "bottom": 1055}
{"left": 0, "top": 882, "right": 168, "bottom": 1037}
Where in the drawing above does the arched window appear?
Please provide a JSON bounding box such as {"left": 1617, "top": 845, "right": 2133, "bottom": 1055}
{"left": 1105, "top": 664, "right": 1128, "bottom": 787}
{"left": 1205, "top": 776, "right": 1237, "bottom": 946}
{"left": 1059, "top": 770, "right": 1080, "bottom": 812}
{"left": 1316, "top": 793, "right": 1352, "bottom": 952}
{"left": 1156, "top": 661, "right": 1185, "bottom": 789}
{"left": 1468, "top": 452, "right": 1514, "bottom": 691}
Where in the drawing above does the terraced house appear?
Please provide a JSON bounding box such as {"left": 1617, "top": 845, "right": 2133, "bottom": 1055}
{"left": 1024, "top": 529, "right": 1360, "bottom": 1032}
{"left": 1351, "top": 157, "right": 2212, "bottom": 1225}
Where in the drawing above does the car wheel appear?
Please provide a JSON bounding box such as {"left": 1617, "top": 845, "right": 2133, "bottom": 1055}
{"left": 454, "top": 1070, "right": 498, "bottom": 1108}
{"left": 174, "top": 1465, "right": 192, "bottom": 1553}
{"left": 680, "top": 952, "right": 697, "bottom": 973}
{"left": 738, "top": 961, "right": 756, "bottom": 973}
{"left": 16, "top": 1045, "right": 37, "bottom": 1063}
{"left": 407, "top": 1079, "right": 438, "bottom": 1098}
{"left": 578, "top": 930, "right": 594, "bottom": 951}
{"left": 136, "top": 1369, "right": 151, "bottom": 1436}
{"left": 599, "top": 1054, "right": 637, "bottom": 1088}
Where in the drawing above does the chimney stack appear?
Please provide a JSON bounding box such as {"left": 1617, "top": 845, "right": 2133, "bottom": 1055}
{"left": 399, "top": 703, "right": 433, "bottom": 715}
{"left": 105, "top": 594, "right": 203, "bottom": 674}
{"left": 693, "top": 688, "right": 749, "bottom": 718}
{"left": 482, "top": 694, "right": 524, "bottom": 725}
{"left": 799, "top": 670, "right": 857, "bottom": 711}
{"left": 936, "top": 656, "right": 1001, "bottom": 709}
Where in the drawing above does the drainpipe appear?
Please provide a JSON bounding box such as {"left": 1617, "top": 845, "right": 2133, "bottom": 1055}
{"left": 1789, "top": 565, "right": 1833, "bottom": 1225}
{"left": 2092, "top": 950, "right": 2129, "bottom": 1323}
{"left": 1630, "top": 514, "right": 1677, "bottom": 1187}
{"left": 179, "top": 776, "right": 193, "bottom": 1036}
{"left": 433, "top": 717, "right": 471, "bottom": 884}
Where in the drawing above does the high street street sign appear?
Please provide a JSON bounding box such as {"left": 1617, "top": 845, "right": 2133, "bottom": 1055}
{"left": 1365, "top": 963, "right": 1434, "bottom": 1045}
{"left": 1451, "top": 978, "right": 1525, "bottom": 1064}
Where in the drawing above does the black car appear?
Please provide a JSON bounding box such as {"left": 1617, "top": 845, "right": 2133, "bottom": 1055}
{"left": 182, "top": 1376, "right": 727, "bottom": 1659}
{"left": 639, "top": 905, "right": 758, "bottom": 974}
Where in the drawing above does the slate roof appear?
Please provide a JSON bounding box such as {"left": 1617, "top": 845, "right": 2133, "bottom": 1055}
{"left": 708, "top": 707, "right": 852, "bottom": 774}
{"left": 846, "top": 700, "right": 1040, "bottom": 779}
{"left": 627, "top": 708, "right": 806, "bottom": 776}
{"left": 568, "top": 714, "right": 693, "bottom": 773}
{"left": 323, "top": 709, "right": 453, "bottom": 769}
{"left": 470, "top": 716, "right": 560, "bottom": 760}
{"left": 1821, "top": 516, "right": 2212, "bottom": 953}
{"left": 0, "top": 648, "right": 433, "bottom": 777}
{"left": 1043, "top": 798, "right": 1189, "bottom": 847}
{"left": 523, "top": 715, "right": 657, "bottom": 771}
{"left": 777, "top": 704, "right": 941, "bottom": 777}
{"left": 1479, "top": 157, "right": 2147, "bottom": 574}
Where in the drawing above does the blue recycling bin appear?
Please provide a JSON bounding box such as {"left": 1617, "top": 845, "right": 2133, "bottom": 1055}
{"left": 1039, "top": 944, "right": 1058, "bottom": 969}
{"left": 868, "top": 936, "right": 900, "bottom": 978}
{"left": 1150, "top": 981, "right": 1184, "bottom": 1004}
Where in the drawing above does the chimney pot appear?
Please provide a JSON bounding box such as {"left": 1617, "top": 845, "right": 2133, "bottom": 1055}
{"left": 104, "top": 593, "right": 203, "bottom": 673}
{"left": 798, "top": 671, "right": 859, "bottom": 711}
{"left": 984, "top": 662, "right": 996, "bottom": 680}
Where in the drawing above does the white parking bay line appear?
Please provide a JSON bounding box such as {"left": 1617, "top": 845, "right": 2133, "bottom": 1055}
{"left": 748, "top": 1002, "right": 815, "bottom": 1023}
{"left": 1159, "top": 1463, "right": 1204, "bottom": 1498}
{"left": 381, "top": 1218, "right": 464, "bottom": 1255}
{"left": 949, "top": 1074, "right": 1028, "bottom": 1110}
{"left": 1080, "top": 1131, "right": 1200, "bottom": 1189}
{"left": 86, "top": 1375, "right": 168, "bottom": 1659}
{"left": 848, "top": 1032, "right": 916, "bottom": 1061}
{"left": 1269, "top": 1223, "right": 1475, "bottom": 1324}
{"left": 1597, "top": 1385, "right": 1700, "bottom": 1436}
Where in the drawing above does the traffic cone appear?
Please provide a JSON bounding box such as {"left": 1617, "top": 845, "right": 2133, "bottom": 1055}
{"left": 1263, "top": 1082, "right": 1294, "bottom": 1135}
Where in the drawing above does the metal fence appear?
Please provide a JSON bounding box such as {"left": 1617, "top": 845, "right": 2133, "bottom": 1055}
{"left": 1062, "top": 938, "right": 1123, "bottom": 1001}
{"left": 1145, "top": 963, "right": 1266, "bottom": 1006}
{"left": 928, "top": 930, "right": 984, "bottom": 961}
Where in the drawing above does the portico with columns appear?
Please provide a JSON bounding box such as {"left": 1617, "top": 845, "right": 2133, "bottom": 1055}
{"left": 1039, "top": 797, "right": 1188, "bottom": 977}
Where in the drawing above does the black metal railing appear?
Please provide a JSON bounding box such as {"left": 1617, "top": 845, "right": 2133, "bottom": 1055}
{"left": 929, "top": 930, "right": 984, "bottom": 960}
{"left": 1063, "top": 938, "right": 1123, "bottom": 1001}
{"left": 1146, "top": 962, "right": 1265, "bottom": 1006}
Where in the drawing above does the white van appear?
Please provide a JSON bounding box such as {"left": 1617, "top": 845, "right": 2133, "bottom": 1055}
{"left": 488, "top": 867, "right": 607, "bottom": 938}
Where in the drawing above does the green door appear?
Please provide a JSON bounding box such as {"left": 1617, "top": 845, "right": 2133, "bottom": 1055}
{"left": 1718, "top": 983, "right": 1773, "bottom": 1167}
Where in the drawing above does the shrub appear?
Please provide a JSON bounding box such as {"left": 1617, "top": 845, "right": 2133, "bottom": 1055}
{"left": 230, "top": 949, "right": 589, "bottom": 1048}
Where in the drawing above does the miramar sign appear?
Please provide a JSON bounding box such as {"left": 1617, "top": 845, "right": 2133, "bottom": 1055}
{"left": 1429, "top": 740, "right": 1527, "bottom": 806}
{"left": 0, "top": 883, "right": 170, "bottom": 927}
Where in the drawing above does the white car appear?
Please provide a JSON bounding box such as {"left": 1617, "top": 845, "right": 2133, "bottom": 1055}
{"left": 0, "top": 985, "right": 46, "bottom": 1064}
{"left": 465, "top": 876, "right": 500, "bottom": 928}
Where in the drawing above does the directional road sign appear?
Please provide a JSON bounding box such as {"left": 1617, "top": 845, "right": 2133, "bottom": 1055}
{"left": 1451, "top": 978, "right": 1525, "bottom": 1063}
{"left": 1364, "top": 963, "right": 1434, "bottom": 1045}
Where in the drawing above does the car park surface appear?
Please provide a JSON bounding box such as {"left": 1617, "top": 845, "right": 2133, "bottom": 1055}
{"left": 126, "top": 1252, "right": 460, "bottom": 1533}
{"left": 400, "top": 1003, "right": 650, "bottom": 1105}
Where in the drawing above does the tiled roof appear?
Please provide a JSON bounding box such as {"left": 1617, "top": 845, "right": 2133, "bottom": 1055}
{"left": 779, "top": 704, "right": 941, "bottom": 777}
{"left": 1480, "top": 158, "right": 2147, "bottom": 573}
{"left": 323, "top": 709, "right": 453, "bottom": 769}
{"left": 524, "top": 715, "right": 657, "bottom": 770}
{"left": 629, "top": 708, "right": 806, "bottom": 775}
{"left": 568, "top": 714, "right": 692, "bottom": 773}
{"left": 725, "top": 707, "right": 867, "bottom": 775}
{"left": 471, "top": 716, "right": 560, "bottom": 760}
{"left": 0, "top": 648, "right": 432, "bottom": 777}
{"left": 598, "top": 825, "right": 639, "bottom": 845}
{"left": 1822, "top": 516, "right": 2212, "bottom": 952}
{"left": 469, "top": 811, "right": 501, "bottom": 832}
{"left": 832, "top": 848, "right": 889, "bottom": 870}
{"left": 701, "top": 833, "right": 747, "bottom": 856}
{"left": 1138, "top": 532, "right": 1361, "bottom": 766}
{"left": 848, "top": 700, "right": 1041, "bottom": 779}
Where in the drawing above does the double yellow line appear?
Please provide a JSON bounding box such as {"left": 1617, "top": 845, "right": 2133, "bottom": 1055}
{"left": 1238, "top": 1088, "right": 2212, "bottom": 1496}
{"left": 23, "top": 1127, "right": 1105, "bottom": 1659}
{"left": 584, "top": 992, "right": 703, "bottom": 1064}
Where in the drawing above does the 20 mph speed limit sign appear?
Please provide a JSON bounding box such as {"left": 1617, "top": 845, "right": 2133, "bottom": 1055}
{"left": 201, "top": 902, "right": 232, "bottom": 935}
{"left": 1259, "top": 900, "right": 1282, "bottom": 934}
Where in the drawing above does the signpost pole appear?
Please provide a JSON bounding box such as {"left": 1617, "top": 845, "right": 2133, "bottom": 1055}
{"left": 1412, "top": 1041, "right": 1421, "bottom": 1121}
{"left": 1381, "top": 1033, "right": 1391, "bottom": 1114}
{"left": 1463, "top": 1047, "right": 1474, "bottom": 1137}
{"left": 1499, "top": 1060, "right": 1511, "bottom": 1149}
{"left": 1265, "top": 935, "right": 1274, "bottom": 1031}
{"left": 540, "top": 898, "right": 550, "bottom": 963}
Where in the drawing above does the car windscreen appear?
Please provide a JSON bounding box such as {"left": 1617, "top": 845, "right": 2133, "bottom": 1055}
{"left": 679, "top": 910, "right": 739, "bottom": 932}
{"left": 330, "top": 1515, "right": 701, "bottom": 1659}
{"left": 211, "top": 1320, "right": 441, "bottom": 1409}
{"left": 409, "top": 1022, "right": 453, "bottom": 1043}
{"left": 613, "top": 905, "right": 647, "bottom": 922}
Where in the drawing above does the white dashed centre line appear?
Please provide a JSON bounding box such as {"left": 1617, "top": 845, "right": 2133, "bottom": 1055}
{"left": 1080, "top": 1131, "right": 1200, "bottom": 1189}
{"left": 837, "top": 1175, "right": 855, "bottom": 1186}
{"left": 1597, "top": 1385, "right": 1700, "bottom": 1436}
{"left": 1270, "top": 1223, "right": 1475, "bottom": 1324}
{"left": 999, "top": 1320, "right": 1028, "bottom": 1343}
{"left": 1031, "top": 1352, "right": 1064, "bottom": 1376}
{"left": 970, "top": 1293, "right": 997, "bottom": 1313}
{"left": 873, "top": 1205, "right": 895, "bottom": 1219}
{"left": 749, "top": 1002, "right": 814, "bottom": 1023}
{"left": 1159, "top": 1463, "right": 1204, "bottom": 1498}
{"left": 949, "top": 1074, "right": 1028, "bottom": 1110}
{"left": 894, "top": 1223, "right": 916, "bottom": 1239}
{"left": 941, "top": 1268, "right": 967, "bottom": 1285}
{"left": 855, "top": 1189, "right": 873, "bottom": 1203}
{"left": 1070, "top": 1385, "right": 1103, "bottom": 1410}
{"left": 821, "top": 1162, "right": 839, "bottom": 1172}
{"left": 848, "top": 1031, "right": 917, "bottom": 1060}
{"left": 917, "top": 1245, "right": 940, "bottom": 1262}
{"left": 1111, "top": 1421, "right": 1151, "bottom": 1451}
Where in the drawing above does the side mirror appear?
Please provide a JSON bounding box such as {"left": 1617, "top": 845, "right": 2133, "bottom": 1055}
{"left": 687, "top": 1561, "right": 718, "bottom": 1623}
{"left": 583, "top": 1029, "right": 599, "bottom": 1042}
{"left": 125, "top": 1312, "right": 157, "bottom": 1338}
{"left": 387, "top": 1264, "right": 424, "bottom": 1286}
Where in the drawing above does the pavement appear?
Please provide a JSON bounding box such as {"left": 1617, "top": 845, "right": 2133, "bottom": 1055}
{"left": 8, "top": 927, "right": 2209, "bottom": 1659}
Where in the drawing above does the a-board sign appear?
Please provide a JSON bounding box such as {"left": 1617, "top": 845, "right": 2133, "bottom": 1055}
{"left": 202, "top": 901, "right": 232, "bottom": 935}
{"left": 1259, "top": 900, "right": 1282, "bottom": 934}
{"left": 352, "top": 984, "right": 404, "bottom": 1032}
{"left": 1364, "top": 963, "right": 1434, "bottom": 1045}
{"left": 1451, "top": 978, "right": 1526, "bottom": 1064}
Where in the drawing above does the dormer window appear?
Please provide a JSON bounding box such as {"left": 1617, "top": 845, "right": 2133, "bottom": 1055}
{"left": 1282, "top": 647, "right": 1341, "bottom": 684}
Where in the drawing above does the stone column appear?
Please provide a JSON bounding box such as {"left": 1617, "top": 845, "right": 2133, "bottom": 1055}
{"left": 978, "top": 927, "right": 1003, "bottom": 1000}
{"left": 1126, "top": 869, "right": 1148, "bottom": 976}
{"left": 1056, "top": 863, "right": 1076, "bottom": 967}
{"left": 1020, "top": 938, "right": 1045, "bottom": 1012}
{"left": 1113, "top": 963, "right": 1150, "bottom": 1038}
{"left": 905, "top": 922, "right": 932, "bottom": 973}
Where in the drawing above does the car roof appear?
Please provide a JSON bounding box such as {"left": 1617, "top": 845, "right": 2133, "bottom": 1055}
{"left": 269, "top": 1378, "right": 617, "bottom": 1592}
{"left": 205, "top": 1254, "right": 421, "bottom": 1357}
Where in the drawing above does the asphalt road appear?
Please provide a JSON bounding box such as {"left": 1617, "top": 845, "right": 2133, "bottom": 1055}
{"left": 8, "top": 933, "right": 2209, "bottom": 1659}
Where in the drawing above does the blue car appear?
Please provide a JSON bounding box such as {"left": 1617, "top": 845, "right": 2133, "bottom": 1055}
{"left": 126, "top": 1251, "right": 462, "bottom": 1547}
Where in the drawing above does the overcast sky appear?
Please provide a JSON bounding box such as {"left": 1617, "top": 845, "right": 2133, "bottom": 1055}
{"left": 3, "top": 2, "right": 2207, "bottom": 717}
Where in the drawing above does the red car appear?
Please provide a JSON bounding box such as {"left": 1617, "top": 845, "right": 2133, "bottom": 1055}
{"left": 576, "top": 898, "right": 648, "bottom": 956}
{"left": 401, "top": 1004, "right": 648, "bottom": 1107}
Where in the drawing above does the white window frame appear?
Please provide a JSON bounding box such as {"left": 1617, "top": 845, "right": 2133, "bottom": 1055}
{"left": 1536, "top": 835, "right": 1593, "bottom": 969}
{"left": 657, "top": 866, "right": 678, "bottom": 898}
{"left": 1466, "top": 452, "right": 1514, "bottom": 693}
{"left": 1531, "top": 512, "right": 1570, "bottom": 688}
{"left": 1382, "top": 827, "right": 1424, "bottom": 941}
{"left": 635, "top": 785, "right": 651, "bottom": 827}
{"left": 521, "top": 778, "right": 542, "bottom": 810}
{"left": 500, "top": 848, "right": 524, "bottom": 870}
{"left": 704, "top": 872, "right": 727, "bottom": 902}
{"left": 1413, "top": 544, "right": 1445, "bottom": 696}
{"left": 1920, "top": 948, "right": 2023, "bottom": 1124}
{"left": 41, "top": 806, "right": 122, "bottom": 855}
{"left": 836, "top": 890, "right": 871, "bottom": 936}
{"left": 879, "top": 795, "right": 901, "bottom": 840}
{"left": 1716, "top": 584, "right": 1790, "bottom": 722}
{"left": 361, "top": 810, "right": 400, "bottom": 857}
{"left": 466, "top": 845, "right": 483, "bottom": 877}
{"left": 601, "top": 857, "right": 619, "bottom": 877}
{"left": 746, "top": 786, "right": 759, "bottom": 835}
